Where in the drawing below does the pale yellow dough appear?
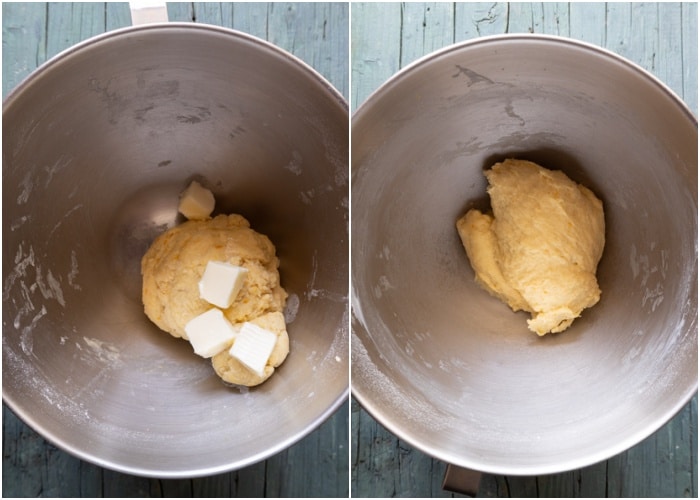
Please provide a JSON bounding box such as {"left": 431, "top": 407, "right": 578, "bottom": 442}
{"left": 141, "top": 213, "right": 289, "bottom": 385}
{"left": 456, "top": 159, "right": 605, "bottom": 335}
{"left": 212, "top": 311, "right": 289, "bottom": 387}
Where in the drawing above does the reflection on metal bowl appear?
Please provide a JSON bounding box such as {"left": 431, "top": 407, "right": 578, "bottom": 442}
{"left": 3, "top": 23, "right": 348, "bottom": 477}
{"left": 352, "top": 34, "right": 697, "bottom": 477}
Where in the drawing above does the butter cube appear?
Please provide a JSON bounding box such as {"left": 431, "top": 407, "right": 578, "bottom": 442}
{"left": 178, "top": 180, "right": 215, "bottom": 220}
{"left": 199, "top": 261, "right": 248, "bottom": 308}
{"left": 184, "top": 308, "right": 239, "bottom": 358}
{"left": 229, "top": 323, "right": 278, "bottom": 377}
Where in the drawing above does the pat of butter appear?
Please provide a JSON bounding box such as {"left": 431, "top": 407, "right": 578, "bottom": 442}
{"left": 178, "top": 180, "right": 215, "bottom": 220}
{"left": 229, "top": 323, "right": 278, "bottom": 377}
{"left": 199, "top": 261, "right": 249, "bottom": 309}
{"left": 184, "top": 308, "right": 239, "bottom": 358}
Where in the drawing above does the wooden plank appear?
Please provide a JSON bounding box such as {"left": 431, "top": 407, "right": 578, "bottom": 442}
{"left": 350, "top": 395, "right": 359, "bottom": 492}
{"left": 395, "top": 440, "right": 449, "bottom": 498}
{"left": 2, "top": 406, "right": 42, "bottom": 497}
{"left": 265, "top": 401, "right": 349, "bottom": 497}
{"left": 45, "top": 2, "right": 105, "bottom": 59}
{"left": 190, "top": 2, "right": 348, "bottom": 100}
{"left": 575, "top": 460, "right": 608, "bottom": 497}
{"left": 165, "top": 2, "right": 194, "bottom": 23}
{"left": 232, "top": 2, "right": 269, "bottom": 40}
{"left": 505, "top": 2, "right": 535, "bottom": 33}
{"left": 105, "top": 2, "right": 132, "bottom": 31}
{"left": 628, "top": 2, "right": 659, "bottom": 74}
{"left": 270, "top": 2, "right": 348, "bottom": 100}
{"left": 192, "top": 1, "right": 226, "bottom": 26}
{"left": 454, "top": 2, "right": 508, "bottom": 40}
{"left": 537, "top": 470, "right": 577, "bottom": 497}
{"left": 681, "top": 1, "right": 698, "bottom": 114}
{"left": 350, "top": 1, "right": 402, "bottom": 111}
{"left": 1, "top": 2, "right": 47, "bottom": 96}
{"left": 400, "top": 2, "right": 455, "bottom": 68}
{"left": 569, "top": 2, "right": 606, "bottom": 46}
{"left": 352, "top": 404, "right": 453, "bottom": 498}
{"left": 607, "top": 401, "right": 696, "bottom": 497}
{"left": 352, "top": 399, "right": 400, "bottom": 498}
{"left": 604, "top": 2, "right": 633, "bottom": 58}
{"left": 43, "top": 445, "right": 92, "bottom": 497}
{"left": 656, "top": 2, "right": 684, "bottom": 101}
{"left": 323, "top": 1, "right": 350, "bottom": 100}
{"left": 102, "top": 469, "right": 158, "bottom": 497}
{"left": 540, "top": 3, "right": 570, "bottom": 37}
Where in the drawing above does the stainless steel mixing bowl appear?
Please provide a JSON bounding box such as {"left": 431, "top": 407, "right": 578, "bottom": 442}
{"left": 352, "top": 34, "right": 697, "bottom": 476}
{"left": 3, "top": 23, "right": 348, "bottom": 477}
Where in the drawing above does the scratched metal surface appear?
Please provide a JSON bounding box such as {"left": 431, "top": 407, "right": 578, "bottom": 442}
{"left": 350, "top": 2, "right": 697, "bottom": 498}
{"left": 2, "top": 2, "right": 349, "bottom": 497}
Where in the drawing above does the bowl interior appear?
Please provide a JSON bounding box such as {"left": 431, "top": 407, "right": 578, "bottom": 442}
{"left": 352, "top": 36, "right": 697, "bottom": 475}
{"left": 3, "top": 25, "right": 348, "bottom": 477}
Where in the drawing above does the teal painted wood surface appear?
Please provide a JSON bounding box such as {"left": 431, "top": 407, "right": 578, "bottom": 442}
{"left": 351, "top": 2, "right": 697, "bottom": 498}
{"left": 2, "top": 2, "right": 349, "bottom": 497}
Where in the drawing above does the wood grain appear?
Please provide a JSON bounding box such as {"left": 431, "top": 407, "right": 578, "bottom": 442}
{"left": 2, "top": 2, "right": 349, "bottom": 497}
{"left": 350, "top": 2, "right": 697, "bottom": 497}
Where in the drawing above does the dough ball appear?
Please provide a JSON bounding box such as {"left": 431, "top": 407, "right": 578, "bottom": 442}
{"left": 212, "top": 311, "right": 290, "bottom": 387}
{"left": 456, "top": 159, "right": 605, "bottom": 335}
{"left": 141, "top": 213, "right": 287, "bottom": 340}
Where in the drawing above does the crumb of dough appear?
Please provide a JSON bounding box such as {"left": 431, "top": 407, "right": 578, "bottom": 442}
{"left": 141, "top": 213, "right": 289, "bottom": 385}
{"left": 456, "top": 159, "right": 605, "bottom": 335}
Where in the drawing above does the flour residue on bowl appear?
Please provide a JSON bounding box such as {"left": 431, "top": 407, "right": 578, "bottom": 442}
{"left": 373, "top": 275, "right": 394, "bottom": 299}
{"left": 4, "top": 242, "right": 36, "bottom": 297}
{"left": 42, "top": 156, "right": 73, "bottom": 188}
{"left": 10, "top": 214, "right": 31, "bottom": 231}
{"left": 378, "top": 245, "right": 391, "bottom": 260}
{"left": 284, "top": 150, "right": 303, "bottom": 175}
{"left": 302, "top": 305, "right": 348, "bottom": 364}
{"left": 4, "top": 238, "right": 85, "bottom": 361}
{"left": 47, "top": 203, "right": 83, "bottom": 242}
{"left": 351, "top": 330, "right": 455, "bottom": 432}
{"left": 5, "top": 241, "right": 69, "bottom": 308}
{"left": 307, "top": 111, "right": 347, "bottom": 191}
{"left": 15, "top": 156, "right": 73, "bottom": 206}
{"left": 629, "top": 242, "right": 666, "bottom": 312}
{"left": 34, "top": 266, "right": 66, "bottom": 307}
{"left": 6, "top": 243, "right": 57, "bottom": 357}
{"left": 16, "top": 171, "right": 33, "bottom": 204}
{"left": 3, "top": 337, "right": 93, "bottom": 427}
{"left": 299, "top": 188, "right": 316, "bottom": 205}
{"left": 304, "top": 249, "right": 346, "bottom": 303}
{"left": 81, "top": 336, "right": 123, "bottom": 366}
{"left": 67, "top": 250, "right": 81, "bottom": 290}
{"left": 284, "top": 293, "right": 300, "bottom": 323}
{"left": 18, "top": 305, "right": 47, "bottom": 356}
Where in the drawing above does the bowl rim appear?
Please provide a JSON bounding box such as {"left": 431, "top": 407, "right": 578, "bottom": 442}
{"left": 3, "top": 22, "right": 348, "bottom": 113}
{"left": 352, "top": 33, "right": 697, "bottom": 127}
{"left": 2, "top": 21, "right": 349, "bottom": 478}
{"left": 350, "top": 33, "right": 698, "bottom": 476}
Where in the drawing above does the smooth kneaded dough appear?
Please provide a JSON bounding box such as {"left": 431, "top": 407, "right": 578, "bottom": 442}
{"left": 142, "top": 213, "right": 288, "bottom": 385}
{"left": 456, "top": 159, "right": 605, "bottom": 335}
